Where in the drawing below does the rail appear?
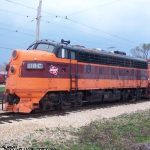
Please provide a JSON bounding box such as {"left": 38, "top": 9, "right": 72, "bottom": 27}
{"left": 0, "top": 92, "right": 4, "bottom": 110}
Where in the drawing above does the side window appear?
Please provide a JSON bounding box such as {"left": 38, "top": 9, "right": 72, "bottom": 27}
{"left": 86, "top": 65, "right": 91, "bottom": 73}
{"left": 99, "top": 67, "right": 103, "bottom": 74}
{"left": 27, "top": 44, "right": 35, "bottom": 50}
{"left": 70, "top": 51, "right": 76, "bottom": 59}
{"left": 57, "top": 48, "right": 68, "bottom": 59}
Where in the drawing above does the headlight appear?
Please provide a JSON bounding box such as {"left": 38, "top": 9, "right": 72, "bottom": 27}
{"left": 12, "top": 50, "right": 18, "bottom": 59}
{"left": 27, "top": 62, "right": 44, "bottom": 70}
{"left": 10, "top": 66, "right": 15, "bottom": 73}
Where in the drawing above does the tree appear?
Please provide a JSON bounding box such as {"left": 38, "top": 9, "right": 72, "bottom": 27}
{"left": 131, "top": 43, "right": 150, "bottom": 59}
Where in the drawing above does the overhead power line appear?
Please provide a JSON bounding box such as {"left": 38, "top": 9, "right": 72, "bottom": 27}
{"left": 0, "top": 26, "right": 34, "bottom": 37}
{"left": 65, "top": 18, "right": 136, "bottom": 45}
{"left": 3, "top": 0, "right": 136, "bottom": 45}
{"left": 5, "top": 0, "right": 37, "bottom": 11}
{"left": 4, "top": 0, "right": 59, "bottom": 17}
{"left": 69, "top": 0, "right": 122, "bottom": 16}
{"left": 41, "top": 15, "right": 136, "bottom": 45}
{"left": 42, "top": 17, "right": 124, "bottom": 46}
{"left": 0, "top": 8, "right": 32, "bottom": 18}
{"left": 0, "top": 46, "right": 14, "bottom": 50}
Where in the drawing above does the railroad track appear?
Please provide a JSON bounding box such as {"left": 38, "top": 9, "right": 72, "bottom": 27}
{"left": 0, "top": 93, "right": 5, "bottom": 112}
{"left": 0, "top": 99, "right": 149, "bottom": 117}
{"left": 0, "top": 99, "right": 149, "bottom": 130}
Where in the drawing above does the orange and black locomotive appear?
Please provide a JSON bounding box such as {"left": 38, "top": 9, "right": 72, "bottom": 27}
{"left": 4, "top": 39, "right": 148, "bottom": 113}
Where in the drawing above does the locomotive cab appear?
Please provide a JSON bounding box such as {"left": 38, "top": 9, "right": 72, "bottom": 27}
{"left": 4, "top": 39, "right": 77, "bottom": 113}
{"left": 5, "top": 40, "right": 61, "bottom": 112}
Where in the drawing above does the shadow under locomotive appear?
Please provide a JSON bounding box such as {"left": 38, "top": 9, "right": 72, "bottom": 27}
{"left": 0, "top": 99, "right": 149, "bottom": 125}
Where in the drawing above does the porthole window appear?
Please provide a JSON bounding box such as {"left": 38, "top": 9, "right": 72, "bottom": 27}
{"left": 86, "top": 65, "right": 91, "bottom": 73}
{"left": 99, "top": 67, "right": 103, "bottom": 74}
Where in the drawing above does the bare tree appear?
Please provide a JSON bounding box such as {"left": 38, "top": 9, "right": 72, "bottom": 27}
{"left": 131, "top": 43, "right": 150, "bottom": 59}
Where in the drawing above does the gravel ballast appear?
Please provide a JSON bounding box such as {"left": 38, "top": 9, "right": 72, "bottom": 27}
{"left": 0, "top": 101, "right": 150, "bottom": 145}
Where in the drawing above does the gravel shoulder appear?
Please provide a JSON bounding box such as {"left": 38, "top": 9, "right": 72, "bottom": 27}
{"left": 0, "top": 100, "right": 150, "bottom": 145}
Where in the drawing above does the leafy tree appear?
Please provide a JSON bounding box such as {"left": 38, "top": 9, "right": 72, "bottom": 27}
{"left": 131, "top": 43, "right": 150, "bottom": 59}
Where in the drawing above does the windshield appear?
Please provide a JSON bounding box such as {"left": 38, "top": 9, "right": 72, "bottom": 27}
{"left": 27, "top": 43, "right": 55, "bottom": 53}
{"left": 27, "top": 44, "right": 35, "bottom": 50}
{"left": 36, "top": 43, "right": 54, "bottom": 52}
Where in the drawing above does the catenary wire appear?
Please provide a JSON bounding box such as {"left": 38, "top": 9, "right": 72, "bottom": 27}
{"left": 3, "top": 0, "right": 137, "bottom": 45}
{"left": 69, "top": 0, "right": 122, "bottom": 16}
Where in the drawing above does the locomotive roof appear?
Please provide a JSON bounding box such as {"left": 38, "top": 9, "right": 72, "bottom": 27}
{"left": 30, "top": 40, "right": 147, "bottom": 63}
{"left": 65, "top": 44, "right": 146, "bottom": 62}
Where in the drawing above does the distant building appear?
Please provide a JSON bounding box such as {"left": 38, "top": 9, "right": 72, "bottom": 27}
{"left": 0, "top": 73, "right": 5, "bottom": 84}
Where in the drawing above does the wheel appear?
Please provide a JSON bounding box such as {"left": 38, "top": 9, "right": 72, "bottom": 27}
{"left": 121, "top": 90, "right": 128, "bottom": 102}
{"left": 39, "top": 97, "right": 55, "bottom": 112}
{"left": 72, "top": 92, "right": 83, "bottom": 108}
{"left": 57, "top": 94, "right": 71, "bottom": 110}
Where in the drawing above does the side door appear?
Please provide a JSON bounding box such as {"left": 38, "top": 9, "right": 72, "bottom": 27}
{"left": 137, "top": 70, "right": 141, "bottom": 88}
{"left": 49, "top": 48, "right": 70, "bottom": 90}
{"left": 69, "top": 50, "right": 78, "bottom": 91}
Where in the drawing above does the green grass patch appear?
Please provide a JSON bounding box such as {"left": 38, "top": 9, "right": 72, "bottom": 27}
{"left": 75, "top": 110, "right": 150, "bottom": 149}
{"left": 0, "top": 87, "right": 4, "bottom": 93}
{"left": 135, "top": 136, "right": 150, "bottom": 143}
{"left": 71, "top": 142, "right": 102, "bottom": 150}
{"left": 30, "top": 139, "right": 64, "bottom": 150}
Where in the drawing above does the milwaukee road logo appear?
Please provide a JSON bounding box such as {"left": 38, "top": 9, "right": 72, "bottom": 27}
{"left": 49, "top": 65, "right": 59, "bottom": 76}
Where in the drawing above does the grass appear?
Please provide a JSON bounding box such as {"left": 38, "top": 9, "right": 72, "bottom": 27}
{"left": 25, "top": 110, "right": 150, "bottom": 150}
{"left": 74, "top": 110, "right": 150, "bottom": 150}
{"left": 0, "top": 86, "right": 4, "bottom": 93}
{"left": 31, "top": 139, "right": 62, "bottom": 150}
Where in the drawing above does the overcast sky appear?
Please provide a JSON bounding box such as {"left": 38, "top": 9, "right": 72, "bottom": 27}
{"left": 0, "top": 0, "right": 150, "bottom": 64}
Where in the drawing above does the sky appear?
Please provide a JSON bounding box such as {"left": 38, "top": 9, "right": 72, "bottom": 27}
{"left": 0, "top": 0, "right": 150, "bottom": 65}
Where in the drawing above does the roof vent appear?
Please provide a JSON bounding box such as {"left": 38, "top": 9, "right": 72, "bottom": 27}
{"left": 113, "top": 51, "right": 126, "bottom": 55}
{"left": 61, "top": 39, "right": 70, "bottom": 45}
{"left": 73, "top": 45, "right": 85, "bottom": 48}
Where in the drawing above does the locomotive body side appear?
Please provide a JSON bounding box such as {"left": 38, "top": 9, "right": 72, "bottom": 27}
{"left": 4, "top": 41, "right": 149, "bottom": 113}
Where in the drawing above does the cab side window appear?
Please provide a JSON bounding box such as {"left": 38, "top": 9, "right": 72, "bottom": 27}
{"left": 70, "top": 51, "right": 76, "bottom": 59}
{"left": 57, "top": 48, "right": 76, "bottom": 60}
{"left": 57, "top": 48, "right": 68, "bottom": 59}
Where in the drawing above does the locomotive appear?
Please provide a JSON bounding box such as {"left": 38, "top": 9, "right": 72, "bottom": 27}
{"left": 4, "top": 39, "right": 148, "bottom": 113}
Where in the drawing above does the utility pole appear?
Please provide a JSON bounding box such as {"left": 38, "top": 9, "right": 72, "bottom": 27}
{"left": 36, "top": 0, "right": 42, "bottom": 41}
